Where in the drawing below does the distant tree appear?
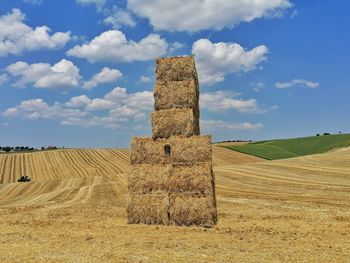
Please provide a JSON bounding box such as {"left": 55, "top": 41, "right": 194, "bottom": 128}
{"left": 339, "top": 131, "right": 342, "bottom": 134}
{"left": 316, "top": 134, "right": 320, "bottom": 136}
{"left": 3, "top": 146, "right": 11, "bottom": 152}
{"left": 41, "top": 147, "right": 45, "bottom": 150}
{"left": 323, "top": 133, "right": 330, "bottom": 136}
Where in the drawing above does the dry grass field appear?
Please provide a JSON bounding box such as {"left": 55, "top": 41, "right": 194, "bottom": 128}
{"left": 0, "top": 146, "right": 349, "bottom": 262}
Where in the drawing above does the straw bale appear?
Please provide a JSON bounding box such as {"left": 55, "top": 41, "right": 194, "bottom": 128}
{"left": 154, "top": 79, "right": 199, "bottom": 111}
{"left": 168, "top": 162, "right": 214, "bottom": 195}
{"left": 130, "top": 135, "right": 212, "bottom": 165}
{"left": 169, "top": 193, "right": 217, "bottom": 227}
{"left": 170, "top": 135, "right": 211, "bottom": 164}
{"left": 127, "top": 192, "right": 169, "bottom": 225}
{"left": 156, "top": 56, "right": 198, "bottom": 82}
{"left": 151, "top": 108, "right": 199, "bottom": 139}
{"left": 128, "top": 164, "right": 171, "bottom": 194}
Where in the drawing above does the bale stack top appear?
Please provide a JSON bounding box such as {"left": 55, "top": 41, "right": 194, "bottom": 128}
{"left": 152, "top": 56, "right": 200, "bottom": 139}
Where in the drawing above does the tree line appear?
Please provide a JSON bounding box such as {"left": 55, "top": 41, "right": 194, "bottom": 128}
{"left": 0, "top": 146, "right": 59, "bottom": 153}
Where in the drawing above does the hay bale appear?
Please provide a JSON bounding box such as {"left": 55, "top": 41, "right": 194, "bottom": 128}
{"left": 156, "top": 56, "right": 198, "bottom": 82}
{"left": 128, "top": 164, "right": 171, "bottom": 194}
{"left": 151, "top": 108, "right": 199, "bottom": 139}
{"left": 169, "top": 193, "right": 217, "bottom": 227}
{"left": 130, "top": 135, "right": 212, "bottom": 165}
{"left": 127, "top": 192, "right": 169, "bottom": 225}
{"left": 154, "top": 80, "right": 199, "bottom": 111}
{"left": 170, "top": 135, "right": 211, "bottom": 164}
{"left": 168, "top": 162, "right": 214, "bottom": 195}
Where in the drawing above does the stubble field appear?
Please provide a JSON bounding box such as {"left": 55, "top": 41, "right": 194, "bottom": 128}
{"left": 0, "top": 146, "right": 349, "bottom": 262}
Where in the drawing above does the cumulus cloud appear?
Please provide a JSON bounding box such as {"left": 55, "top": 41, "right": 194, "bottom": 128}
{"left": 77, "top": 0, "right": 136, "bottom": 29}
{"left": 0, "top": 9, "right": 71, "bottom": 57}
{"left": 103, "top": 7, "right": 136, "bottom": 29}
{"left": 192, "top": 39, "right": 268, "bottom": 84}
{"left": 200, "top": 90, "right": 275, "bottom": 113}
{"left": 76, "top": 0, "right": 106, "bottom": 8}
{"left": 65, "top": 95, "right": 92, "bottom": 108}
{"left": 83, "top": 67, "right": 122, "bottom": 89}
{"left": 275, "top": 79, "right": 320, "bottom": 89}
{"left": 138, "top": 75, "right": 151, "bottom": 83}
{"left": 6, "top": 59, "right": 81, "bottom": 89}
{"left": 3, "top": 85, "right": 276, "bottom": 129}
{"left": 127, "top": 0, "right": 292, "bottom": 32}
{"left": 201, "top": 120, "right": 263, "bottom": 131}
{"left": 3, "top": 87, "right": 153, "bottom": 129}
{"left": 67, "top": 30, "right": 168, "bottom": 63}
{"left": 3, "top": 99, "right": 86, "bottom": 120}
{"left": 85, "top": 98, "right": 115, "bottom": 111}
{"left": 0, "top": 74, "right": 7, "bottom": 85}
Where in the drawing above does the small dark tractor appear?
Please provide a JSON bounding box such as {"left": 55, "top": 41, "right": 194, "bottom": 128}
{"left": 18, "top": 175, "right": 31, "bottom": 182}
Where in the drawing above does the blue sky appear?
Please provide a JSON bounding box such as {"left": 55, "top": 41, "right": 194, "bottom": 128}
{"left": 0, "top": 0, "right": 349, "bottom": 148}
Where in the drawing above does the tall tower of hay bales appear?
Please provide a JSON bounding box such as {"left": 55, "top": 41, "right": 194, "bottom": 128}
{"left": 127, "top": 56, "right": 217, "bottom": 227}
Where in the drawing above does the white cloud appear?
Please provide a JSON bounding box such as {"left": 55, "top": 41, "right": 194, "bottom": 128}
{"left": 83, "top": 67, "right": 122, "bottom": 89}
{"left": 2, "top": 99, "right": 86, "bottom": 120}
{"left": 127, "top": 0, "right": 292, "bottom": 32}
{"left": 0, "top": 9, "right": 71, "bottom": 57}
{"left": 201, "top": 120, "right": 263, "bottom": 131}
{"left": 3, "top": 86, "right": 154, "bottom": 129}
{"left": 0, "top": 74, "right": 7, "bottom": 85}
{"left": 275, "top": 79, "right": 320, "bottom": 89}
{"left": 169, "top": 42, "right": 184, "bottom": 54}
{"left": 6, "top": 59, "right": 81, "bottom": 89}
{"left": 200, "top": 90, "right": 274, "bottom": 113}
{"left": 77, "top": 0, "right": 136, "bottom": 29}
{"left": 65, "top": 95, "right": 92, "bottom": 108}
{"left": 103, "top": 8, "right": 136, "bottom": 29}
{"left": 252, "top": 82, "right": 265, "bottom": 92}
{"left": 103, "top": 87, "right": 154, "bottom": 111}
{"left": 76, "top": 0, "right": 106, "bottom": 8}
{"left": 67, "top": 30, "right": 168, "bottom": 63}
{"left": 86, "top": 98, "right": 115, "bottom": 111}
{"left": 192, "top": 39, "right": 268, "bottom": 84}
{"left": 139, "top": 75, "right": 151, "bottom": 83}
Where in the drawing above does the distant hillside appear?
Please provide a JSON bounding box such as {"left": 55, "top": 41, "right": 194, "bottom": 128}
{"left": 226, "top": 134, "right": 350, "bottom": 160}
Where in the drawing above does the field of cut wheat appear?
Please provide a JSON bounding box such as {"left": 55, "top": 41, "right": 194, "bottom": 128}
{"left": 0, "top": 146, "right": 349, "bottom": 262}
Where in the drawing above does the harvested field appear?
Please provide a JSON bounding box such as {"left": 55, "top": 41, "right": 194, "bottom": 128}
{"left": 0, "top": 147, "right": 349, "bottom": 262}
{"left": 212, "top": 145, "right": 263, "bottom": 166}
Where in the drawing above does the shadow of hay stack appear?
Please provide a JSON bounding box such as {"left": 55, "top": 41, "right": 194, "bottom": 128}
{"left": 127, "top": 56, "right": 217, "bottom": 227}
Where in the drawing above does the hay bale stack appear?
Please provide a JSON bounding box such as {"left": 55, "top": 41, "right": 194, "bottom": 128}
{"left": 169, "top": 194, "right": 217, "bottom": 227}
{"left": 130, "top": 135, "right": 212, "bottom": 165}
{"left": 156, "top": 56, "right": 198, "bottom": 82}
{"left": 128, "top": 164, "right": 171, "bottom": 194}
{"left": 127, "top": 193, "right": 169, "bottom": 225}
{"left": 127, "top": 56, "right": 217, "bottom": 227}
{"left": 168, "top": 163, "right": 214, "bottom": 195}
{"left": 154, "top": 80, "right": 199, "bottom": 111}
{"left": 151, "top": 108, "right": 199, "bottom": 139}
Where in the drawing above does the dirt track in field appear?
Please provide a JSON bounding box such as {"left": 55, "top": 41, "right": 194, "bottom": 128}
{"left": 0, "top": 146, "right": 349, "bottom": 262}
